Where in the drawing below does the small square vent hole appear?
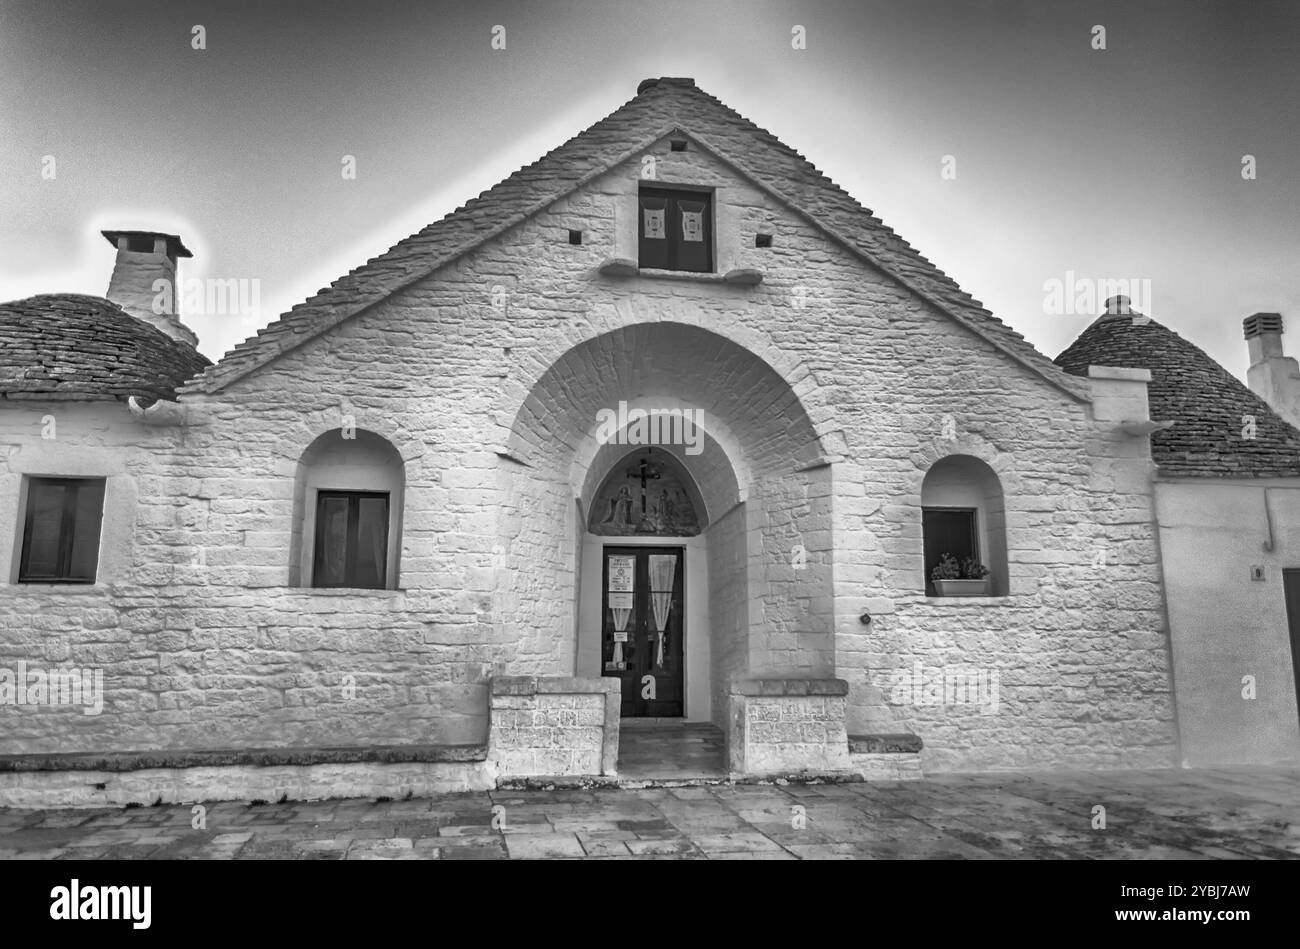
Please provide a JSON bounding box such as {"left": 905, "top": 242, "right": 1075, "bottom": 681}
{"left": 670, "top": 139, "right": 688, "bottom": 152}
{"left": 755, "top": 233, "right": 773, "bottom": 248}
{"left": 568, "top": 229, "right": 582, "bottom": 245}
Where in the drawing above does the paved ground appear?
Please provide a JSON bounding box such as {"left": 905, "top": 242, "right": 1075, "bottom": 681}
{"left": 618, "top": 719, "right": 726, "bottom": 781}
{"left": 1, "top": 768, "right": 1297, "bottom": 859}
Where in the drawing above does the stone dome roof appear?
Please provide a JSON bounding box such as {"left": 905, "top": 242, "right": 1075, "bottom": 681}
{"left": 1056, "top": 309, "right": 1300, "bottom": 477}
{"left": 0, "top": 294, "right": 211, "bottom": 402}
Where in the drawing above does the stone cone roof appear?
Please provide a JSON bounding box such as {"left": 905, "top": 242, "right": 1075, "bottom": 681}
{"left": 1055, "top": 309, "right": 1300, "bottom": 477}
{"left": 0, "top": 294, "right": 211, "bottom": 402}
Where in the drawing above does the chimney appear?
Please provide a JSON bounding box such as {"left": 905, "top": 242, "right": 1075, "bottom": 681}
{"left": 102, "top": 230, "right": 199, "bottom": 348}
{"left": 1244, "top": 312, "right": 1300, "bottom": 429}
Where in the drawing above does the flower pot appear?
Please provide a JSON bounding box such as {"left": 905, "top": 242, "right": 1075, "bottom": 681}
{"left": 932, "top": 578, "right": 990, "bottom": 597}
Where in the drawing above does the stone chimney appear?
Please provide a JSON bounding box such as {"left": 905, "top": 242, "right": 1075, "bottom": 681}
{"left": 1244, "top": 312, "right": 1300, "bottom": 430}
{"left": 102, "top": 230, "right": 199, "bottom": 348}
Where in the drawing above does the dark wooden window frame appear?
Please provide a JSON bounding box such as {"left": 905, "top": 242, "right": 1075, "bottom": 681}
{"left": 312, "top": 490, "right": 390, "bottom": 589}
{"left": 637, "top": 185, "right": 715, "bottom": 273}
{"left": 921, "top": 505, "right": 980, "bottom": 597}
{"left": 18, "top": 476, "right": 106, "bottom": 584}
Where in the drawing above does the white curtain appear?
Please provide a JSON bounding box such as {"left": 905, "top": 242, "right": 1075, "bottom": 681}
{"left": 648, "top": 554, "right": 676, "bottom": 667}
{"left": 611, "top": 606, "right": 630, "bottom": 666}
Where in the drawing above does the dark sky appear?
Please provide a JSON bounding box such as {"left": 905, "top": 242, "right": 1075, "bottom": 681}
{"left": 1, "top": 0, "right": 1297, "bottom": 380}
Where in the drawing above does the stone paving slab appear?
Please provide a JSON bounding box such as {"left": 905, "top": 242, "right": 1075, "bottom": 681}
{"left": 0, "top": 768, "right": 1296, "bottom": 860}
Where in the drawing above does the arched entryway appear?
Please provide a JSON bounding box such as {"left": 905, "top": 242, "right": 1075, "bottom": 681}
{"left": 493, "top": 321, "right": 845, "bottom": 777}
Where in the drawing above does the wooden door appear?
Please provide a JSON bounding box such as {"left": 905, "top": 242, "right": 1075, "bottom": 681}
{"left": 601, "top": 546, "right": 684, "bottom": 717}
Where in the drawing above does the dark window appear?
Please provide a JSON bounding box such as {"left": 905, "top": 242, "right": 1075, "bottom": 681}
{"left": 922, "top": 507, "right": 977, "bottom": 596}
{"left": 313, "top": 491, "right": 389, "bottom": 589}
{"left": 19, "top": 478, "right": 106, "bottom": 583}
{"left": 669, "top": 139, "right": 688, "bottom": 152}
{"left": 755, "top": 233, "right": 773, "bottom": 248}
{"left": 568, "top": 229, "right": 582, "bottom": 245}
{"left": 638, "top": 187, "right": 713, "bottom": 273}
{"left": 126, "top": 236, "right": 154, "bottom": 253}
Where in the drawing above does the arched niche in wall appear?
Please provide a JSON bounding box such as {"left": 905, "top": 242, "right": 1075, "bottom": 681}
{"left": 290, "top": 428, "right": 405, "bottom": 589}
{"left": 920, "top": 454, "right": 1008, "bottom": 596}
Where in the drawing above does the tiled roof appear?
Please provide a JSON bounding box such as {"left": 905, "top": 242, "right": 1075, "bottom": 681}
{"left": 181, "top": 77, "right": 1089, "bottom": 400}
{"left": 1055, "top": 310, "right": 1300, "bottom": 477}
{"left": 0, "top": 294, "right": 211, "bottom": 402}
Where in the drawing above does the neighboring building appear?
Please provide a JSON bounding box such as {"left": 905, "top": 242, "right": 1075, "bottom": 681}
{"left": 0, "top": 78, "right": 1296, "bottom": 805}
{"left": 1058, "top": 306, "right": 1300, "bottom": 767}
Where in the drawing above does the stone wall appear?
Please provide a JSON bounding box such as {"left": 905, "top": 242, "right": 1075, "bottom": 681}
{"left": 706, "top": 503, "right": 748, "bottom": 730}
{"left": 727, "top": 678, "right": 850, "bottom": 775}
{"left": 487, "top": 676, "right": 619, "bottom": 777}
{"left": 0, "top": 125, "right": 1179, "bottom": 774}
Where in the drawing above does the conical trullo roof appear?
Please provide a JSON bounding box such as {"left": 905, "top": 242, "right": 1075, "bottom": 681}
{"left": 1055, "top": 307, "right": 1300, "bottom": 477}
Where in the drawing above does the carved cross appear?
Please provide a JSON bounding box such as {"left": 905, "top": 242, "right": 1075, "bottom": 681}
{"left": 627, "top": 454, "right": 661, "bottom": 516}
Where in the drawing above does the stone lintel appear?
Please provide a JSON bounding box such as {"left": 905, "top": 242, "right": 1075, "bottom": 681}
{"left": 490, "top": 675, "right": 620, "bottom": 697}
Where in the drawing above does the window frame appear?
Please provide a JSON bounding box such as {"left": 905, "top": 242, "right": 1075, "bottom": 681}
{"left": 311, "top": 489, "right": 390, "bottom": 590}
{"left": 18, "top": 476, "right": 107, "bottom": 584}
{"left": 637, "top": 185, "right": 715, "bottom": 274}
{"left": 921, "top": 505, "right": 980, "bottom": 597}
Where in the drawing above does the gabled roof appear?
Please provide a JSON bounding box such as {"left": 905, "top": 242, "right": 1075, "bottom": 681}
{"left": 0, "top": 294, "right": 211, "bottom": 402}
{"left": 1055, "top": 309, "right": 1300, "bottom": 477}
{"left": 180, "top": 77, "right": 1089, "bottom": 399}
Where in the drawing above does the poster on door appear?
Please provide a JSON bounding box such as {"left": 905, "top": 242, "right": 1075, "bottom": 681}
{"left": 608, "top": 556, "right": 634, "bottom": 592}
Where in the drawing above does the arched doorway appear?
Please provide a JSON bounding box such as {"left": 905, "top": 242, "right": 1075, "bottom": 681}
{"left": 495, "top": 321, "right": 845, "bottom": 776}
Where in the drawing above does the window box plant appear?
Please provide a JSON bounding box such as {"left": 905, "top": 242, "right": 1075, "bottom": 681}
{"left": 930, "top": 553, "right": 991, "bottom": 596}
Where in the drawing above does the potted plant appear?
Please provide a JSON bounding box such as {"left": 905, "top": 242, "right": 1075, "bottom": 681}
{"left": 931, "top": 553, "right": 991, "bottom": 596}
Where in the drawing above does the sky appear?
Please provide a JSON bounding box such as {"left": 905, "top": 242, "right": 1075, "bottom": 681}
{"left": 1, "top": 0, "right": 1297, "bottom": 381}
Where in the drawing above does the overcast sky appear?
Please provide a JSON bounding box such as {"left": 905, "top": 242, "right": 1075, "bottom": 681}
{"left": 1, "top": 0, "right": 1297, "bottom": 381}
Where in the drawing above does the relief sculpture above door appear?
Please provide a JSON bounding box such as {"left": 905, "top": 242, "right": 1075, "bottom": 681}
{"left": 589, "top": 447, "right": 701, "bottom": 536}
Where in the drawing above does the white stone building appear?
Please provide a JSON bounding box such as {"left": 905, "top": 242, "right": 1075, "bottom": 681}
{"left": 1, "top": 78, "right": 1297, "bottom": 805}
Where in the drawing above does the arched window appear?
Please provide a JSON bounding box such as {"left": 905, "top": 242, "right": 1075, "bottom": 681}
{"left": 291, "top": 429, "right": 404, "bottom": 590}
{"left": 920, "top": 455, "right": 1008, "bottom": 596}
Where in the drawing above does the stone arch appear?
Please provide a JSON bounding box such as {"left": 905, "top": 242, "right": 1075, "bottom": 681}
{"left": 500, "top": 315, "right": 833, "bottom": 465}
{"left": 504, "top": 322, "right": 827, "bottom": 476}
{"left": 495, "top": 318, "right": 838, "bottom": 726}
{"left": 269, "top": 410, "right": 426, "bottom": 479}
{"left": 575, "top": 402, "right": 747, "bottom": 521}
{"left": 911, "top": 432, "right": 1020, "bottom": 495}
{"left": 290, "top": 428, "right": 406, "bottom": 589}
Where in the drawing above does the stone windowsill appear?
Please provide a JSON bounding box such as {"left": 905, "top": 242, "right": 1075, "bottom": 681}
{"left": 916, "top": 595, "right": 1016, "bottom": 606}
{"left": 8, "top": 582, "right": 105, "bottom": 594}
{"left": 288, "top": 586, "right": 406, "bottom": 597}
{"left": 598, "top": 259, "right": 763, "bottom": 285}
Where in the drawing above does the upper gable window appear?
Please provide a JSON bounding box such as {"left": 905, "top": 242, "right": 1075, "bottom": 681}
{"left": 638, "top": 187, "right": 713, "bottom": 273}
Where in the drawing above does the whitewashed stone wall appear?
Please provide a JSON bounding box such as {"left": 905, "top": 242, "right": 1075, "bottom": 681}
{"left": 487, "top": 677, "right": 618, "bottom": 776}
{"left": 0, "top": 129, "right": 1177, "bottom": 773}
{"left": 728, "top": 680, "right": 851, "bottom": 774}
